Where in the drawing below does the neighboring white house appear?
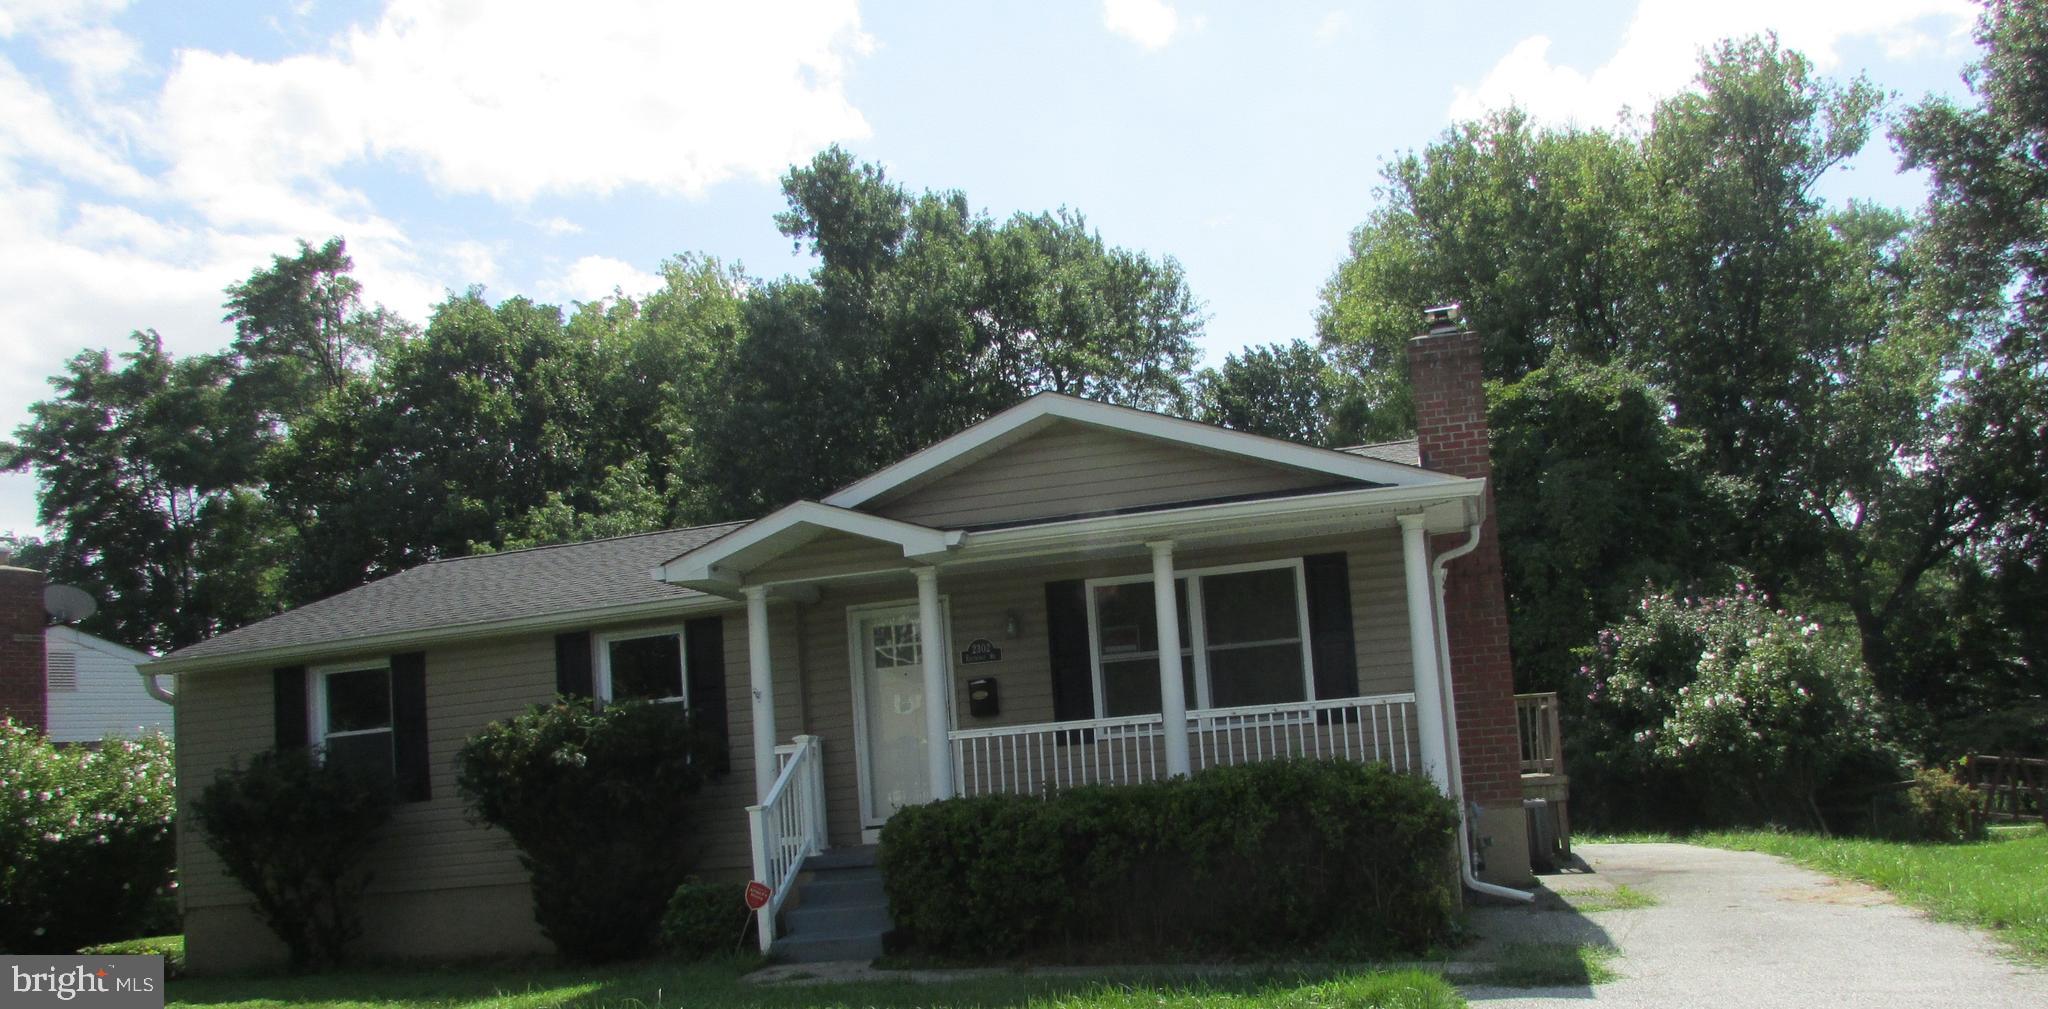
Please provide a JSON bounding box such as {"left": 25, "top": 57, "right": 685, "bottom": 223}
{"left": 43, "top": 625, "right": 170, "bottom": 743}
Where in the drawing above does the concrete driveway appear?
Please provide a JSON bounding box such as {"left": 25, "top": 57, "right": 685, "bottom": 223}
{"left": 1463, "top": 842, "right": 2048, "bottom": 1008}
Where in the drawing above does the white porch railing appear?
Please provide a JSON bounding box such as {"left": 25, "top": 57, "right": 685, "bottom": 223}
{"left": 949, "top": 692, "right": 1417, "bottom": 798}
{"left": 747, "top": 733, "right": 826, "bottom": 952}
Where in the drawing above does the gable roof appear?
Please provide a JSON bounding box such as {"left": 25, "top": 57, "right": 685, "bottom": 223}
{"left": 153, "top": 523, "right": 744, "bottom": 674}
{"left": 822, "top": 393, "right": 1455, "bottom": 511}
{"left": 654, "top": 502, "right": 960, "bottom": 588}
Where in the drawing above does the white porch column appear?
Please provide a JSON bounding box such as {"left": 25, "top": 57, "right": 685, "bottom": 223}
{"left": 745, "top": 585, "right": 778, "bottom": 802}
{"left": 1398, "top": 514, "right": 1452, "bottom": 792}
{"left": 914, "top": 567, "right": 957, "bottom": 800}
{"left": 1148, "top": 540, "right": 1192, "bottom": 777}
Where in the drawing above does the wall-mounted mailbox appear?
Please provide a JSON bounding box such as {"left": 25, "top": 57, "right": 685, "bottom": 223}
{"left": 967, "top": 677, "right": 999, "bottom": 718}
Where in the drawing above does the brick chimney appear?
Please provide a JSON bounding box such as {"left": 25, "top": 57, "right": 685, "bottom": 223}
{"left": 0, "top": 566, "right": 48, "bottom": 733}
{"left": 1407, "top": 305, "right": 1528, "bottom": 882}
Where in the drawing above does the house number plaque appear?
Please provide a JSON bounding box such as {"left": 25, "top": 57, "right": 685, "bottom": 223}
{"left": 961, "top": 638, "right": 1002, "bottom": 664}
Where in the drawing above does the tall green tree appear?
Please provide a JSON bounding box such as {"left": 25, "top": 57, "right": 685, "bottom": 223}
{"left": 1193, "top": 340, "right": 1346, "bottom": 446}
{"left": 221, "top": 238, "right": 404, "bottom": 425}
{"left": 1318, "top": 37, "right": 1990, "bottom": 724}
{"left": 684, "top": 147, "right": 1203, "bottom": 518}
{"left": 1894, "top": 0, "right": 2048, "bottom": 741}
{"left": 1, "top": 334, "right": 289, "bottom": 651}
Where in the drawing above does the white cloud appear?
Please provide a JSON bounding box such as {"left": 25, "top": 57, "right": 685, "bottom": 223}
{"left": 155, "top": 0, "right": 874, "bottom": 204}
{"left": 1313, "top": 10, "right": 1350, "bottom": 45}
{"left": 543, "top": 255, "right": 664, "bottom": 305}
{"left": 0, "top": 1, "right": 881, "bottom": 535}
{"left": 1449, "top": 0, "right": 1977, "bottom": 125}
{"left": 1103, "top": 0, "right": 1181, "bottom": 51}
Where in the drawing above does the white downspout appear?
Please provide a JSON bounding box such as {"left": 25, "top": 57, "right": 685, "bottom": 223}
{"left": 142, "top": 671, "right": 175, "bottom": 704}
{"left": 1430, "top": 517, "right": 1534, "bottom": 904}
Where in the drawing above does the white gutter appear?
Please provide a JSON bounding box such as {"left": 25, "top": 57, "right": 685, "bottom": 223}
{"left": 1430, "top": 518, "right": 1535, "bottom": 904}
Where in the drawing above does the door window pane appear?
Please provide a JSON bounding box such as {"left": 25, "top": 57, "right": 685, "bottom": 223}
{"left": 609, "top": 633, "right": 684, "bottom": 701}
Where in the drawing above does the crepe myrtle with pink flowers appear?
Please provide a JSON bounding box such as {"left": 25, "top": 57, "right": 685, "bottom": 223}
{"left": 1572, "top": 581, "right": 1889, "bottom": 831}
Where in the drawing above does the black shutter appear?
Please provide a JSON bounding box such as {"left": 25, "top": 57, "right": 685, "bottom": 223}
{"left": 390, "top": 651, "right": 430, "bottom": 802}
{"left": 1303, "top": 553, "right": 1361, "bottom": 708}
{"left": 273, "top": 665, "right": 309, "bottom": 751}
{"left": 1045, "top": 579, "right": 1094, "bottom": 744}
{"left": 684, "top": 615, "right": 730, "bottom": 771}
{"left": 555, "top": 631, "right": 593, "bottom": 699}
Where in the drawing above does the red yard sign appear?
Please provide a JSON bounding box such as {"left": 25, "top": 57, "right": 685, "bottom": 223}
{"left": 744, "top": 880, "right": 772, "bottom": 910}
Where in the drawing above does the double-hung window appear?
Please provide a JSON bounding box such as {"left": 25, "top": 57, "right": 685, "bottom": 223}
{"left": 1086, "top": 559, "right": 1314, "bottom": 717}
{"left": 312, "top": 664, "right": 396, "bottom": 780}
{"left": 596, "top": 628, "right": 688, "bottom": 705}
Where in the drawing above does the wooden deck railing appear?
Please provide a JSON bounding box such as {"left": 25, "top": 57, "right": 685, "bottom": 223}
{"left": 1964, "top": 754, "right": 2048, "bottom": 824}
{"left": 948, "top": 693, "right": 1419, "bottom": 798}
{"left": 1515, "top": 691, "right": 1565, "bottom": 776}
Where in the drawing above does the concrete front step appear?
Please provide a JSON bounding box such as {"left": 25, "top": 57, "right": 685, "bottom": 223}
{"left": 773, "top": 846, "right": 889, "bottom": 964}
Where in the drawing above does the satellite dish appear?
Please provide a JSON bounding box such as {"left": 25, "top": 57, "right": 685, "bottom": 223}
{"left": 44, "top": 584, "right": 96, "bottom": 625}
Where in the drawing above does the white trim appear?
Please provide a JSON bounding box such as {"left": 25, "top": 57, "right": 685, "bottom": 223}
{"left": 845, "top": 596, "right": 956, "bottom": 833}
{"left": 653, "top": 501, "right": 963, "bottom": 585}
{"left": 592, "top": 625, "right": 690, "bottom": 706}
{"left": 1082, "top": 558, "right": 1315, "bottom": 718}
{"left": 822, "top": 392, "right": 1457, "bottom": 511}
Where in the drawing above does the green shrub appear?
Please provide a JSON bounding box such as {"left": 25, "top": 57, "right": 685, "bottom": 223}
{"left": 1572, "top": 583, "right": 1892, "bottom": 831}
{"left": 659, "top": 881, "right": 755, "bottom": 958}
{"left": 188, "top": 747, "right": 395, "bottom": 971}
{"left": 455, "top": 699, "right": 725, "bottom": 962}
{"left": 80, "top": 935, "right": 185, "bottom": 980}
{"left": 0, "top": 721, "right": 177, "bottom": 954}
{"left": 1903, "top": 767, "right": 1987, "bottom": 843}
{"left": 879, "top": 759, "right": 1458, "bottom": 960}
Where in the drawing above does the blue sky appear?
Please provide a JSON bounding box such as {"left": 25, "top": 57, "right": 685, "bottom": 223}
{"left": 0, "top": 0, "right": 1985, "bottom": 536}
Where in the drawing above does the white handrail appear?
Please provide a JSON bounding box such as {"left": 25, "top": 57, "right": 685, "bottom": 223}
{"left": 747, "top": 733, "right": 826, "bottom": 952}
{"left": 947, "top": 692, "right": 1419, "bottom": 797}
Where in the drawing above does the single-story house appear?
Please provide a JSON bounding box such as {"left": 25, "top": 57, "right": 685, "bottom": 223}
{"left": 0, "top": 567, "right": 172, "bottom": 743}
{"left": 150, "top": 313, "right": 1547, "bottom": 972}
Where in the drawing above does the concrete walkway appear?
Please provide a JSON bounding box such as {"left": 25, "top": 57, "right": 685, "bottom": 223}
{"left": 1464, "top": 841, "right": 2048, "bottom": 1008}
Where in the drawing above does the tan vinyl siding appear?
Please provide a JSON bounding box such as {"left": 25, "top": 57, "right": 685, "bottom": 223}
{"left": 750, "top": 530, "right": 913, "bottom": 583}
{"left": 873, "top": 421, "right": 1348, "bottom": 528}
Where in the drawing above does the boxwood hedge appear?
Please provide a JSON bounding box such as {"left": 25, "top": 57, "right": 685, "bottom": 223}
{"left": 877, "top": 758, "right": 1458, "bottom": 960}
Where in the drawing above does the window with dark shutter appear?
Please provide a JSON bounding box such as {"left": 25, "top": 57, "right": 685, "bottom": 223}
{"left": 555, "top": 631, "right": 593, "bottom": 699}
{"left": 390, "top": 651, "right": 430, "bottom": 802}
{"left": 1303, "top": 552, "right": 1361, "bottom": 719}
{"left": 273, "top": 665, "right": 309, "bottom": 751}
{"left": 1044, "top": 580, "right": 1094, "bottom": 744}
{"left": 684, "top": 615, "right": 729, "bottom": 770}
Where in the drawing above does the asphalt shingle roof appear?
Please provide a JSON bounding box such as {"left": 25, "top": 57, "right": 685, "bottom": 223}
{"left": 1339, "top": 438, "right": 1422, "bottom": 467}
{"left": 162, "top": 522, "right": 745, "bottom": 666}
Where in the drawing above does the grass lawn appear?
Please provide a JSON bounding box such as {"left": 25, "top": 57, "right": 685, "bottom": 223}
{"left": 163, "top": 959, "right": 1463, "bottom": 1009}
{"left": 1688, "top": 825, "right": 2048, "bottom": 965}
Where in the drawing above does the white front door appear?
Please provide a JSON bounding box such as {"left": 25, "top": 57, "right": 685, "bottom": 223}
{"left": 853, "top": 604, "right": 937, "bottom": 829}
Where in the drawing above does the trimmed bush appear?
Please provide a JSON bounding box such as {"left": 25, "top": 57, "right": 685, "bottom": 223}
{"left": 659, "top": 881, "right": 756, "bottom": 957}
{"left": 879, "top": 759, "right": 1458, "bottom": 960}
{"left": 1903, "top": 767, "right": 1986, "bottom": 843}
{"left": 189, "top": 747, "right": 395, "bottom": 971}
{"left": 0, "top": 721, "right": 177, "bottom": 954}
{"left": 455, "top": 698, "right": 725, "bottom": 962}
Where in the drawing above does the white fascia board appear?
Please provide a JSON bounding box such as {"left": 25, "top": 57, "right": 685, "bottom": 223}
{"left": 953, "top": 480, "right": 1486, "bottom": 564}
{"left": 651, "top": 501, "right": 962, "bottom": 584}
{"left": 144, "top": 593, "right": 740, "bottom": 678}
{"left": 822, "top": 393, "right": 1456, "bottom": 510}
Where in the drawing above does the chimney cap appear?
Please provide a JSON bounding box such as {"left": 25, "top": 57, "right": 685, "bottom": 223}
{"left": 1421, "top": 303, "right": 1463, "bottom": 334}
